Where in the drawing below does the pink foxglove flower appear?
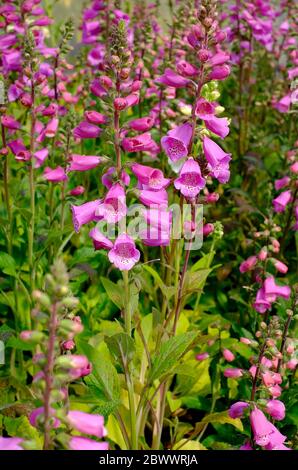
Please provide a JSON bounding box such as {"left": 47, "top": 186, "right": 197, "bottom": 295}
{"left": 71, "top": 199, "right": 103, "bottom": 232}
{"left": 208, "top": 64, "right": 231, "bottom": 80}
{"left": 203, "top": 136, "right": 231, "bottom": 183}
{"left": 272, "top": 190, "right": 292, "bottom": 213}
{"left": 68, "top": 155, "right": 103, "bottom": 172}
{"left": 266, "top": 400, "right": 286, "bottom": 421}
{"left": 30, "top": 407, "right": 60, "bottom": 428}
{"left": 239, "top": 255, "right": 258, "bottom": 273}
{"left": 67, "top": 411, "right": 107, "bottom": 438}
{"left": 68, "top": 437, "right": 109, "bottom": 451}
{"left": 0, "top": 437, "right": 24, "bottom": 450}
{"left": 122, "top": 132, "right": 154, "bottom": 152}
{"left": 224, "top": 368, "right": 243, "bottom": 378}
{"left": 128, "top": 116, "right": 154, "bottom": 132}
{"left": 274, "top": 176, "right": 290, "bottom": 191}
{"left": 43, "top": 166, "right": 67, "bottom": 182}
{"left": 70, "top": 186, "right": 85, "bottom": 196}
{"left": 263, "top": 276, "right": 291, "bottom": 301}
{"left": 34, "top": 148, "right": 48, "bottom": 168}
{"left": 73, "top": 121, "right": 101, "bottom": 139}
{"left": 1, "top": 115, "right": 21, "bottom": 130}
{"left": 223, "top": 348, "right": 235, "bottom": 362}
{"left": 250, "top": 408, "right": 286, "bottom": 447}
{"left": 195, "top": 98, "right": 216, "bottom": 120}
{"left": 97, "top": 183, "right": 127, "bottom": 223}
{"left": 89, "top": 227, "right": 113, "bottom": 250}
{"left": 229, "top": 402, "right": 249, "bottom": 419}
{"left": 161, "top": 123, "right": 192, "bottom": 162}
{"left": 176, "top": 60, "right": 199, "bottom": 77}
{"left": 157, "top": 68, "right": 190, "bottom": 88}
{"left": 174, "top": 157, "right": 206, "bottom": 198}
{"left": 102, "top": 167, "right": 130, "bottom": 189}
{"left": 108, "top": 233, "right": 140, "bottom": 271}
{"left": 84, "top": 110, "right": 107, "bottom": 124}
{"left": 196, "top": 352, "right": 209, "bottom": 361}
{"left": 131, "top": 163, "right": 170, "bottom": 190}
{"left": 44, "top": 117, "right": 59, "bottom": 138}
{"left": 205, "top": 116, "right": 230, "bottom": 139}
{"left": 138, "top": 189, "right": 168, "bottom": 207}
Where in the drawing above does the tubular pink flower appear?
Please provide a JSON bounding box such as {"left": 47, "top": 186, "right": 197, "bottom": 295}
{"left": 67, "top": 411, "right": 107, "bottom": 438}
{"left": 266, "top": 400, "right": 286, "bottom": 421}
{"left": 253, "top": 286, "right": 271, "bottom": 314}
{"left": 205, "top": 116, "right": 230, "bottom": 139}
{"left": 250, "top": 408, "right": 276, "bottom": 447}
{"left": 43, "top": 166, "right": 67, "bottom": 183}
{"left": 229, "top": 401, "right": 249, "bottom": 419}
{"left": 196, "top": 352, "right": 209, "bottom": 361}
{"left": 128, "top": 116, "right": 154, "bottom": 132}
{"left": 34, "top": 148, "right": 48, "bottom": 168}
{"left": 68, "top": 437, "right": 109, "bottom": 451}
{"left": 1, "top": 115, "right": 21, "bottom": 130}
{"left": 84, "top": 110, "right": 107, "bottom": 125}
{"left": 89, "top": 227, "right": 113, "bottom": 251}
{"left": 263, "top": 276, "right": 291, "bottom": 301}
{"left": 223, "top": 348, "right": 235, "bottom": 362}
{"left": 138, "top": 189, "right": 168, "bottom": 207}
{"left": 272, "top": 190, "right": 292, "bottom": 213}
{"left": 203, "top": 136, "right": 231, "bottom": 183}
{"left": 239, "top": 255, "right": 258, "bottom": 273}
{"left": 207, "top": 51, "right": 230, "bottom": 67}
{"left": 195, "top": 98, "right": 216, "bottom": 120}
{"left": 174, "top": 157, "right": 206, "bottom": 198}
{"left": 70, "top": 186, "right": 85, "bottom": 196}
{"left": 131, "top": 163, "right": 170, "bottom": 190}
{"left": 208, "top": 64, "right": 231, "bottom": 80}
{"left": 71, "top": 199, "right": 103, "bottom": 232}
{"left": 122, "top": 132, "right": 154, "bottom": 152}
{"left": 223, "top": 368, "right": 243, "bottom": 378}
{"left": 176, "top": 60, "right": 199, "bottom": 77}
{"left": 161, "top": 123, "right": 192, "bottom": 162}
{"left": 73, "top": 121, "right": 101, "bottom": 139}
{"left": 97, "top": 183, "right": 127, "bottom": 223}
{"left": 274, "top": 176, "right": 290, "bottom": 191}
{"left": 68, "top": 154, "right": 103, "bottom": 172}
{"left": 108, "top": 233, "right": 140, "bottom": 271}
{"left": 157, "top": 68, "right": 191, "bottom": 88}
{"left": 44, "top": 117, "right": 59, "bottom": 138}
{"left": 0, "top": 437, "right": 24, "bottom": 450}
{"left": 271, "top": 259, "right": 288, "bottom": 274}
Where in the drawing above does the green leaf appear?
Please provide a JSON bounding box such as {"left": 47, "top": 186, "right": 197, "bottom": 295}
{"left": 101, "top": 277, "right": 124, "bottom": 309}
{"left": 4, "top": 416, "right": 42, "bottom": 448}
{"left": 105, "top": 333, "right": 136, "bottom": 365}
{"left": 173, "top": 439, "right": 207, "bottom": 450}
{"left": 201, "top": 411, "right": 244, "bottom": 432}
{"left": 0, "top": 253, "right": 17, "bottom": 277}
{"left": 183, "top": 269, "right": 212, "bottom": 295}
{"left": 149, "top": 332, "right": 198, "bottom": 382}
{"left": 191, "top": 251, "right": 215, "bottom": 272}
{"left": 143, "top": 265, "right": 176, "bottom": 300}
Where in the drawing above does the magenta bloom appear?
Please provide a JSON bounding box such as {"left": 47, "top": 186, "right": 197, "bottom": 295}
{"left": 68, "top": 154, "right": 103, "bottom": 172}
{"left": 161, "top": 123, "right": 192, "bottom": 162}
{"left": 131, "top": 163, "right": 170, "bottom": 190}
{"left": 0, "top": 437, "right": 24, "bottom": 450}
{"left": 253, "top": 286, "right": 271, "bottom": 314}
{"left": 196, "top": 352, "right": 209, "bottom": 361}
{"left": 157, "top": 68, "right": 190, "bottom": 88}
{"left": 203, "top": 136, "right": 231, "bottom": 183}
{"left": 67, "top": 411, "right": 107, "bottom": 438}
{"left": 122, "top": 132, "right": 154, "bottom": 152}
{"left": 274, "top": 176, "right": 290, "bottom": 191}
{"left": 266, "top": 400, "right": 285, "bottom": 421}
{"left": 70, "top": 186, "right": 85, "bottom": 196}
{"left": 272, "top": 259, "right": 288, "bottom": 274}
{"left": 84, "top": 110, "right": 107, "bottom": 125}
{"left": 273, "top": 94, "right": 291, "bottom": 113}
{"left": 208, "top": 64, "right": 231, "bottom": 80}
{"left": 69, "top": 437, "right": 109, "bottom": 451}
{"left": 205, "top": 116, "right": 230, "bottom": 139}
{"left": 224, "top": 368, "right": 243, "bottom": 378}
{"left": 240, "top": 441, "right": 253, "bottom": 451}
{"left": 223, "top": 348, "right": 235, "bottom": 362}
{"left": 229, "top": 402, "right": 249, "bottom": 419}
{"left": 195, "top": 98, "right": 216, "bottom": 120}
{"left": 272, "top": 190, "right": 292, "bottom": 213}
{"left": 89, "top": 227, "right": 113, "bottom": 251}
{"left": 108, "top": 233, "right": 140, "bottom": 271}
{"left": 138, "top": 189, "right": 168, "bottom": 207}
{"left": 208, "top": 51, "right": 230, "bottom": 67}
{"left": 8, "top": 139, "right": 30, "bottom": 161}
{"left": 97, "top": 183, "right": 127, "bottom": 223}
{"left": 176, "top": 60, "right": 199, "bottom": 77}
{"left": 102, "top": 167, "right": 130, "bottom": 189}
{"left": 1, "top": 115, "right": 21, "bottom": 130}
{"left": 71, "top": 199, "right": 102, "bottom": 232}
{"left": 43, "top": 166, "right": 67, "bottom": 183}
{"left": 128, "top": 116, "right": 154, "bottom": 132}
{"left": 250, "top": 408, "right": 286, "bottom": 448}
{"left": 30, "top": 407, "right": 60, "bottom": 428}
{"left": 44, "top": 117, "right": 59, "bottom": 138}
{"left": 73, "top": 121, "right": 101, "bottom": 139}
{"left": 263, "top": 276, "right": 291, "bottom": 301}
{"left": 239, "top": 255, "right": 258, "bottom": 273}
{"left": 34, "top": 148, "right": 48, "bottom": 168}
{"left": 174, "top": 157, "right": 206, "bottom": 198}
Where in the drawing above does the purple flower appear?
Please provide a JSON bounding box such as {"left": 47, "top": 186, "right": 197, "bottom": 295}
{"left": 205, "top": 116, "right": 230, "bottom": 139}
{"left": 131, "top": 163, "right": 170, "bottom": 190}
{"left": 97, "top": 183, "right": 127, "bottom": 223}
{"left": 203, "top": 136, "right": 231, "bottom": 183}
{"left": 122, "top": 132, "right": 154, "bottom": 152}
{"left": 157, "top": 68, "right": 190, "bottom": 88}
{"left": 229, "top": 402, "right": 249, "bottom": 419}
{"left": 67, "top": 411, "right": 107, "bottom": 438}
{"left": 0, "top": 437, "right": 24, "bottom": 450}
{"left": 138, "top": 189, "right": 168, "bottom": 207}
{"left": 266, "top": 400, "right": 286, "bottom": 421}
{"left": 195, "top": 98, "right": 216, "bottom": 120}
{"left": 68, "top": 437, "right": 109, "bottom": 450}
{"left": 174, "top": 157, "right": 206, "bottom": 198}
{"left": 73, "top": 121, "right": 101, "bottom": 139}
{"left": 43, "top": 166, "right": 68, "bottom": 183}
{"left": 108, "top": 233, "right": 140, "bottom": 271}
{"left": 161, "top": 123, "right": 192, "bottom": 162}
{"left": 250, "top": 407, "right": 286, "bottom": 448}
{"left": 68, "top": 154, "right": 103, "bottom": 172}
{"left": 89, "top": 227, "right": 113, "bottom": 251}
{"left": 71, "top": 199, "right": 103, "bottom": 232}
{"left": 272, "top": 190, "right": 292, "bottom": 213}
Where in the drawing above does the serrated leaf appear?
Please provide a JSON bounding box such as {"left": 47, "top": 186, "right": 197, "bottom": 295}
{"left": 105, "top": 333, "right": 136, "bottom": 365}
{"left": 101, "top": 277, "right": 124, "bottom": 309}
{"left": 4, "top": 416, "right": 42, "bottom": 448}
{"left": 149, "top": 332, "right": 198, "bottom": 382}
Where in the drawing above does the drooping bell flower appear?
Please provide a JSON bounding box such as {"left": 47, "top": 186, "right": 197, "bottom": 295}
{"left": 1, "top": 115, "right": 21, "bottom": 130}
{"left": 239, "top": 255, "right": 258, "bottom": 273}
{"left": 272, "top": 190, "right": 292, "bottom": 213}
{"left": 42, "top": 103, "right": 58, "bottom": 116}
{"left": 122, "top": 132, "right": 154, "bottom": 152}
{"left": 157, "top": 68, "right": 190, "bottom": 88}
{"left": 207, "top": 51, "right": 230, "bottom": 67}
{"left": 208, "top": 64, "right": 231, "bottom": 80}
{"left": 67, "top": 411, "right": 107, "bottom": 438}
{"left": 68, "top": 154, "right": 103, "bottom": 172}
{"left": 223, "top": 368, "right": 243, "bottom": 378}
{"left": 273, "top": 94, "right": 291, "bottom": 113}
{"left": 84, "top": 110, "right": 107, "bottom": 125}
{"left": 271, "top": 259, "right": 288, "bottom": 274}
{"left": 102, "top": 167, "right": 130, "bottom": 189}
{"left": 73, "top": 121, "right": 101, "bottom": 139}
{"left": 97, "top": 183, "right": 127, "bottom": 223}
{"left": 34, "top": 148, "right": 48, "bottom": 168}
{"left": 274, "top": 176, "right": 290, "bottom": 191}
{"left": 131, "top": 163, "right": 170, "bottom": 190}
{"left": 138, "top": 189, "right": 168, "bottom": 207}
{"left": 203, "top": 223, "right": 214, "bottom": 237}
{"left": 203, "top": 136, "right": 231, "bottom": 183}
{"left": 8, "top": 139, "right": 30, "bottom": 161}
{"left": 0, "top": 437, "right": 24, "bottom": 451}
{"left": 140, "top": 226, "right": 170, "bottom": 247}
{"left": 195, "top": 98, "right": 216, "bottom": 120}
{"left": 263, "top": 276, "right": 291, "bottom": 301}
{"left": 90, "top": 78, "right": 108, "bottom": 98}
{"left": 70, "top": 186, "right": 85, "bottom": 196}
{"left": 44, "top": 117, "right": 59, "bottom": 138}
{"left": 43, "top": 166, "right": 67, "bottom": 183}
{"left": 108, "top": 233, "right": 140, "bottom": 271}
{"left": 266, "top": 400, "right": 285, "bottom": 421}
{"left": 176, "top": 60, "right": 199, "bottom": 77}
{"left": 250, "top": 408, "right": 286, "bottom": 448}
{"left": 205, "top": 116, "right": 230, "bottom": 139}
{"left": 174, "top": 157, "right": 205, "bottom": 198}
{"left": 128, "top": 116, "right": 154, "bottom": 132}
{"left": 68, "top": 437, "right": 109, "bottom": 451}
{"left": 223, "top": 348, "right": 235, "bottom": 362}
{"left": 253, "top": 285, "right": 271, "bottom": 314}
{"left": 143, "top": 207, "right": 172, "bottom": 232}
{"left": 161, "top": 123, "right": 192, "bottom": 162}
{"left": 229, "top": 402, "right": 249, "bottom": 419}
{"left": 71, "top": 199, "right": 103, "bottom": 232}
{"left": 89, "top": 227, "right": 113, "bottom": 251}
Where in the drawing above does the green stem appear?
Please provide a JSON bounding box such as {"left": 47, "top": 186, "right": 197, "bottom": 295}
{"left": 28, "top": 78, "right": 36, "bottom": 291}
{"left": 123, "top": 271, "right": 131, "bottom": 335}
{"left": 1, "top": 124, "right": 12, "bottom": 254}
{"left": 126, "top": 371, "right": 138, "bottom": 450}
